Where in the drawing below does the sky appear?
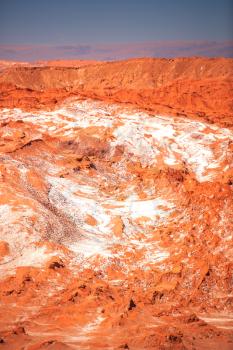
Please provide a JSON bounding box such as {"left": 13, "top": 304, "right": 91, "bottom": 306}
{"left": 0, "top": 0, "right": 232, "bottom": 60}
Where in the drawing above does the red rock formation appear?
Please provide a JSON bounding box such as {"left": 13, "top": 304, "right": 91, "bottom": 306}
{"left": 0, "top": 58, "right": 233, "bottom": 349}
{"left": 0, "top": 57, "right": 233, "bottom": 126}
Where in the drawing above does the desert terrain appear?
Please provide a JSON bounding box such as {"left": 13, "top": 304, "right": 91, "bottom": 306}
{"left": 0, "top": 57, "right": 233, "bottom": 349}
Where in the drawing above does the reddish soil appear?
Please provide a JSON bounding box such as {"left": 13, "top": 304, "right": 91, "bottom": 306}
{"left": 0, "top": 57, "right": 232, "bottom": 127}
{"left": 0, "top": 58, "right": 233, "bottom": 349}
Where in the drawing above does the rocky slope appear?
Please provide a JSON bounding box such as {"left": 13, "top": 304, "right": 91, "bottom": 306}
{"left": 0, "top": 57, "right": 233, "bottom": 127}
{"left": 0, "top": 58, "right": 233, "bottom": 349}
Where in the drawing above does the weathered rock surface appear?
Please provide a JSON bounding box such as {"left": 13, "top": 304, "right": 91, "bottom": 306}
{"left": 0, "top": 58, "right": 233, "bottom": 349}
{"left": 0, "top": 57, "right": 233, "bottom": 127}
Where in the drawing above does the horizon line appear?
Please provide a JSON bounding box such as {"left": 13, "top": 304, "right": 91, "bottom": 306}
{"left": 0, "top": 40, "right": 233, "bottom": 61}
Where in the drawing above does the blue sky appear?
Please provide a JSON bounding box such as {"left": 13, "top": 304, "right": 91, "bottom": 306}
{"left": 0, "top": 0, "right": 232, "bottom": 59}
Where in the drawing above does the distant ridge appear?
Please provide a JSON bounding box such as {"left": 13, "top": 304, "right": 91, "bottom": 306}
{"left": 0, "top": 57, "right": 233, "bottom": 127}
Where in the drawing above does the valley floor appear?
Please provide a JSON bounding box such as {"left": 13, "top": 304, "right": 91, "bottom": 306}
{"left": 0, "top": 98, "right": 233, "bottom": 349}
